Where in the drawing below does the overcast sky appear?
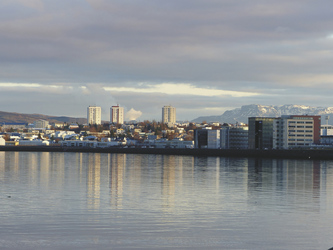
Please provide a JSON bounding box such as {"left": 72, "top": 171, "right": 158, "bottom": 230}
{"left": 1, "top": 0, "right": 333, "bottom": 121}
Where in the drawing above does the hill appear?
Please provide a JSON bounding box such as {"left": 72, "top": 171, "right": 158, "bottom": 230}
{"left": 0, "top": 111, "right": 87, "bottom": 124}
{"left": 192, "top": 104, "right": 333, "bottom": 124}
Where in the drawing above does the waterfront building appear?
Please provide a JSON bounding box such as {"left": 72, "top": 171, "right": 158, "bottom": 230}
{"left": 194, "top": 128, "right": 220, "bottom": 149}
{"left": 321, "top": 124, "right": 333, "bottom": 136}
{"left": 221, "top": 126, "right": 248, "bottom": 149}
{"left": 87, "top": 106, "right": 102, "bottom": 125}
{"left": 248, "top": 117, "right": 276, "bottom": 149}
{"left": 273, "top": 115, "right": 321, "bottom": 149}
{"left": 162, "top": 105, "right": 176, "bottom": 126}
{"left": 111, "top": 105, "right": 124, "bottom": 124}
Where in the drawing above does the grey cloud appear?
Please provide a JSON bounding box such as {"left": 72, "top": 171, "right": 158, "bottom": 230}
{"left": 1, "top": 0, "right": 333, "bottom": 120}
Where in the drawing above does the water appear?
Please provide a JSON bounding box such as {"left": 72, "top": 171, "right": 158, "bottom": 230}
{"left": 0, "top": 151, "right": 332, "bottom": 250}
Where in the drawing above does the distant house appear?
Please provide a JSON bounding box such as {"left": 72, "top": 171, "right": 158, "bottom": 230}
{"left": 0, "top": 137, "right": 5, "bottom": 146}
{"left": 1, "top": 123, "right": 27, "bottom": 130}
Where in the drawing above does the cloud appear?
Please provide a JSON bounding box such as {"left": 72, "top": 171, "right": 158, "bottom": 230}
{"left": 125, "top": 108, "right": 142, "bottom": 121}
{"left": 104, "top": 83, "right": 260, "bottom": 97}
{"left": 1, "top": 0, "right": 333, "bottom": 121}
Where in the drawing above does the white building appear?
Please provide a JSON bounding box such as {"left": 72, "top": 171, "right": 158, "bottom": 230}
{"left": 111, "top": 105, "right": 124, "bottom": 124}
{"left": 0, "top": 136, "right": 5, "bottom": 146}
{"left": 87, "top": 106, "right": 102, "bottom": 125}
{"left": 207, "top": 130, "right": 220, "bottom": 149}
{"left": 321, "top": 125, "right": 333, "bottom": 136}
{"left": 162, "top": 105, "right": 176, "bottom": 125}
{"left": 273, "top": 115, "right": 321, "bottom": 149}
{"left": 33, "top": 119, "right": 49, "bottom": 129}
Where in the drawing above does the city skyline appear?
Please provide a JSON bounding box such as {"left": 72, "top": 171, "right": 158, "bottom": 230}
{"left": 1, "top": 1, "right": 333, "bottom": 121}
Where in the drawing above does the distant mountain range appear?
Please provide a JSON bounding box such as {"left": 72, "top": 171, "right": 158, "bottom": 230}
{"left": 0, "top": 111, "right": 87, "bottom": 124}
{"left": 192, "top": 104, "right": 333, "bottom": 124}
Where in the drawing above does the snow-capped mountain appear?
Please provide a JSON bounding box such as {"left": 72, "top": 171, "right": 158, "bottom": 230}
{"left": 191, "top": 104, "right": 333, "bottom": 124}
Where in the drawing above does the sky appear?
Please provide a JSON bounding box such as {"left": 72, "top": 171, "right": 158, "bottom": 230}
{"left": 1, "top": 0, "right": 333, "bottom": 122}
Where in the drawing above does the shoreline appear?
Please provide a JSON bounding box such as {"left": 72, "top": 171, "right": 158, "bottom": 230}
{"left": 1, "top": 145, "right": 333, "bottom": 160}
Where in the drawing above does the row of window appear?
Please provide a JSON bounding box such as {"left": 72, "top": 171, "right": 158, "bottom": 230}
{"left": 288, "top": 130, "right": 313, "bottom": 133}
{"left": 288, "top": 139, "right": 313, "bottom": 142}
{"left": 288, "top": 134, "right": 312, "bottom": 137}
{"left": 288, "top": 121, "right": 313, "bottom": 124}
{"left": 288, "top": 143, "right": 311, "bottom": 146}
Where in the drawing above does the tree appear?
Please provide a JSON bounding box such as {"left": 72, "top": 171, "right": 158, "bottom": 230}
{"left": 3, "top": 134, "right": 10, "bottom": 141}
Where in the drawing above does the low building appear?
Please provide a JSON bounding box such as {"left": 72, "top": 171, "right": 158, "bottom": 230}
{"left": 0, "top": 137, "right": 5, "bottom": 146}
{"left": 60, "top": 140, "right": 123, "bottom": 148}
{"left": 321, "top": 136, "right": 333, "bottom": 146}
{"left": 33, "top": 119, "right": 50, "bottom": 130}
{"left": 194, "top": 129, "right": 220, "bottom": 149}
{"left": 19, "top": 140, "right": 49, "bottom": 146}
{"left": 221, "top": 126, "right": 248, "bottom": 149}
{"left": 273, "top": 115, "right": 321, "bottom": 149}
{"left": 1, "top": 123, "right": 27, "bottom": 130}
{"left": 321, "top": 125, "right": 333, "bottom": 136}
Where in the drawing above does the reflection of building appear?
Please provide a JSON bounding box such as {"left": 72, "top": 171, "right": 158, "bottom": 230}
{"left": 162, "top": 105, "right": 176, "bottom": 126}
{"left": 87, "top": 154, "right": 101, "bottom": 209}
{"left": 273, "top": 115, "right": 321, "bottom": 149}
{"left": 248, "top": 117, "right": 275, "bottom": 149}
{"left": 247, "top": 158, "right": 322, "bottom": 211}
{"left": 87, "top": 106, "right": 102, "bottom": 125}
{"left": 110, "top": 105, "right": 124, "bottom": 124}
{"left": 162, "top": 155, "right": 176, "bottom": 209}
{"left": 110, "top": 154, "right": 126, "bottom": 208}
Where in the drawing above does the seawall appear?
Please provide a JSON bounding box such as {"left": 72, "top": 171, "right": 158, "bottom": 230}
{"left": 1, "top": 146, "right": 333, "bottom": 160}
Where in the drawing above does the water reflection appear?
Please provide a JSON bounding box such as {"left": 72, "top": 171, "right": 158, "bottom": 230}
{"left": 0, "top": 152, "right": 333, "bottom": 249}
{"left": 0, "top": 152, "right": 330, "bottom": 210}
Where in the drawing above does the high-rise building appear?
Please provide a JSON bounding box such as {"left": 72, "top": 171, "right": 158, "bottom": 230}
{"left": 111, "top": 105, "right": 124, "bottom": 124}
{"left": 162, "top": 105, "right": 176, "bottom": 125}
{"left": 87, "top": 106, "right": 102, "bottom": 125}
{"left": 273, "top": 115, "right": 321, "bottom": 149}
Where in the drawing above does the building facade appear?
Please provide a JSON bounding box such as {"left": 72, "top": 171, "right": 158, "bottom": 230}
{"left": 162, "top": 105, "right": 176, "bottom": 125}
{"left": 87, "top": 106, "right": 102, "bottom": 125}
{"left": 111, "top": 105, "right": 124, "bottom": 124}
{"left": 194, "top": 129, "right": 220, "bottom": 149}
{"left": 221, "top": 126, "right": 248, "bottom": 149}
{"left": 248, "top": 117, "right": 275, "bottom": 149}
{"left": 33, "top": 119, "right": 50, "bottom": 129}
{"left": 1, "top": 123, "right": 27, "bottom": 130}
{"left": 273, "top": 115, "right": 321, "bottom": 149}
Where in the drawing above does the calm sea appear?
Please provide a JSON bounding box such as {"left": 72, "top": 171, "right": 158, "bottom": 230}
{"left": 0, "top": 151, "right": 332, "bottom": 250}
